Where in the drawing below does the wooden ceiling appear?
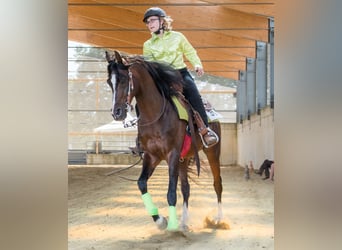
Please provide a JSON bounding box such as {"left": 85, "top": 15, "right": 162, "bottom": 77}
{"left": 68, "top": 0, "right": 275, "bottom": 80}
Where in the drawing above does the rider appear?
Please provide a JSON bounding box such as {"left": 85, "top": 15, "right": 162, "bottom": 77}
{"left": 141, "top": 7, "right": 219, "bottom": 148}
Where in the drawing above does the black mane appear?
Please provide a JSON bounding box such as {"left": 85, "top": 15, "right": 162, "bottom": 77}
{"left": 123, "top": 55, "right": 184, "bottom": 102}
{"left": 144, "top": 60, "right": 183, "bottom": 100}
{"left": 107, "top": 53, "right": 184, "bottom": 107}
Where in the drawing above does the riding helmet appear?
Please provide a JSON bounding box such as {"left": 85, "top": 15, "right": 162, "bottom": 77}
{"left": 143, "top": 7, "right": 166, "bottom": 23}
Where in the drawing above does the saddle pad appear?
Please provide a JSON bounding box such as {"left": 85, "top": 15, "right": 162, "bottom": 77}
{"left": 171, "top": 96, "right": 188, "bottom": 122}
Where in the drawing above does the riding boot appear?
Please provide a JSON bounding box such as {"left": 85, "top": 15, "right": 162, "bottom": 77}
{"left": 193, "top": 110, "right": 219, "bottom": 148}
{"left": 129, "top": 136, "right": 143, "bottom": 156}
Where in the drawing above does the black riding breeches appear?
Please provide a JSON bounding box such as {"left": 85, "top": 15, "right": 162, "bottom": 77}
{"left": 178, "top": 68, "right": 208, "bottom": 127}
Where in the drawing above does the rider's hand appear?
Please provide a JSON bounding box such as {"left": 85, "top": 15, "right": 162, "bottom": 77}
{"left": 195, "top": 66, "right": 204, "bottom": 77}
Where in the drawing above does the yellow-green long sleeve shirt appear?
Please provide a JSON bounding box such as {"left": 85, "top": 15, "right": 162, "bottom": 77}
{"left": 143, "top": 31, "right": 203, "bottom": 70}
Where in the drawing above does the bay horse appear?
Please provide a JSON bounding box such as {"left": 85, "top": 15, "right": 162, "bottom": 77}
{"left": 105, "top": 50, "right": 223, "bottom": 231}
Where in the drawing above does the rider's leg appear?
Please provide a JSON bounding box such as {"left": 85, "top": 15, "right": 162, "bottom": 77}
{"left": 179, "top": 69, "right": 218, "bottom": 148}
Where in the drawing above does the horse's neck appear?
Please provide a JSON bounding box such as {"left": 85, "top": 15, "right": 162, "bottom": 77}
{"left": 135, "top": 78, "right": 168, "bottom": 123}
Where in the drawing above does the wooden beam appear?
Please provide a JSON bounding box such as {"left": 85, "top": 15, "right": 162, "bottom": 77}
{"left": 205, "top": 71, "right": 239, "bottom": 80}
{"left": 197, "top": 47, "right": 255, "bottom": 58}
{"left": 68, "top": 5, "right": 269, "bottom": 29}
{"left": 180, "top": 61, "right": 242, "bottom": 72}
{"left": 163, "top": 6, "right": 269, "bottom": 29}
{"left": 68, "top": 6, "right": 145, "bottom": 29}
{"left": 68, "top": 30, "right": 149, "bottom": 47}
{"left": 221, "top": 4, "right": 274, "bottom": 18}
{"left": 181, "top": 31, "right": 255, "bottom": 47}
{"left": 68, "top": 0, "right": 274, "bottom": 6}
{"left": 196, "top": 52, "right": 245, "bottom": 61}
{"left": 68, "top": 0, "right": 204, "bottom": 4}
{"left": 201, "top": 61, "right": 246, "bottom": 71}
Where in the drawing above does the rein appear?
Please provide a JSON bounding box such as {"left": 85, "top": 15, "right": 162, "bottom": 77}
{"left": 105, "top": 156, "right": 142, "bottom": 181}
{"left": 126, "top": 66, "right": 167, "bottom": 127}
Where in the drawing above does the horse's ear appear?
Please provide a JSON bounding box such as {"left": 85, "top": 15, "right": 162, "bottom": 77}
{"left": 114, "top": 50, "right": 123, "bottom": 64}
{"left": 105, "top": 51, "right": 112, "bottom": 62}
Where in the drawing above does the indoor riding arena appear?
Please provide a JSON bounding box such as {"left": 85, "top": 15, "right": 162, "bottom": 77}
{"left": 68, "top": 1, "right": 275, "bottom": 249}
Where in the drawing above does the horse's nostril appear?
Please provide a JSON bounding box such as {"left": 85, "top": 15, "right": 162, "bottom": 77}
{"left": 112, "top": 108, "right": 122, "bottom": 120}
{"left": 115, "top": 109, "right": 121, "bottom": 117}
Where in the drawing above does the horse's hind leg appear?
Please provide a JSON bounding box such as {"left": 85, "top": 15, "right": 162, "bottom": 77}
{"left": 179, "top": 159, "right": 190, "bottom": 231}
{"left": 204, "top": 126, "right": 223, "bottom": 222}
{"left": 137, "top": 155, "right": 167, "bottom": 230}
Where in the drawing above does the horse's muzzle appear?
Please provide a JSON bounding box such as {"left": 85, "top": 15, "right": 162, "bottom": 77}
{"left": 112, "top": 107, "right": 126, "bottom": 121}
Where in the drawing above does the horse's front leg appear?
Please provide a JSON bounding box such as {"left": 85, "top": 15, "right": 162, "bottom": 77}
{"left": 179, "top": 159, "right": 190, "bottom": 231}
{"left": 137, "top": 154, "right": 167, "bottom": 230}
{"left": 166, "top": 151, "right": 181, "bottom": 231}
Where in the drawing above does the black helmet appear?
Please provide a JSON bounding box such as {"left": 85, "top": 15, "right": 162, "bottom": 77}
{"left": 143, "top": 7, "right": 166, "bottom": 23}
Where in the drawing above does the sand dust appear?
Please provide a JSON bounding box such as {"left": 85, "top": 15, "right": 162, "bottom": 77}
{"left": 68, "top": 164, "right": 274, "bottom": 249}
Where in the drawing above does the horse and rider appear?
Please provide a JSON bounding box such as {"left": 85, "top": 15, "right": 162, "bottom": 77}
{"left": 105, "top": 7, "right": 224, "bottom": 231}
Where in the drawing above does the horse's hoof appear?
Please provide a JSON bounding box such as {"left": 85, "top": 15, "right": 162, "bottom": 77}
{"left": 167, "top": 220, "right": 179, "bottom": 231}
{"left": 156, "top": 216, "right": 168, "bottom": 230}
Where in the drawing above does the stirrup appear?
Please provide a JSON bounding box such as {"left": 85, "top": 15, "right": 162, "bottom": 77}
{"left": 199, "top": 127, "right": 219, "bottom": 148}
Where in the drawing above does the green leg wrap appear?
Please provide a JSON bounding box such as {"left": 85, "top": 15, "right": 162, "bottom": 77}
{"left": 141, "top": 193, "right": 159, "bottom": 216}
{"left": 167, "top": 206, "right": 179, "bottom": 231}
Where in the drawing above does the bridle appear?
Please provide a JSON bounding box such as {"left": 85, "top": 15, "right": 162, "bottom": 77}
{"left": 119, "top": 62, "right": 167, "bottom": 127}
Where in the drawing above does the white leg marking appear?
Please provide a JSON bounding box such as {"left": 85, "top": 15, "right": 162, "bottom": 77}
{"left": 217, "top": 202, "right": 223, "bottom": 222}
{"left": 181, "top": 203, "right": 189, "bottom": 231}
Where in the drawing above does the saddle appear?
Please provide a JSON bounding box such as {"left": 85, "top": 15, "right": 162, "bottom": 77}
{"left": 171, "top": 93, "right": 219, "bottom": 162}
{"left": 172, "top": 94, "right": 222, "bottom": 124}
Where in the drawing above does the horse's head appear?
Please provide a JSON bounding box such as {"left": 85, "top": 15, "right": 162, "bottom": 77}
{"left": 106, "top": 50, "right": 131, "bottom": 121}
